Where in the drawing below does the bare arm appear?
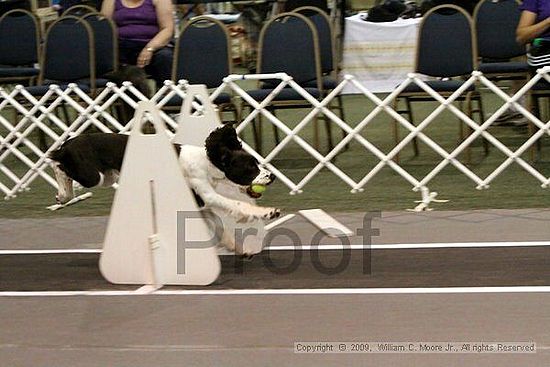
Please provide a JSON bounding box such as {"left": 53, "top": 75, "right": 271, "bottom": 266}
{"left": 136, "top": 0, "right": 174, "bottom": 67}
{"left": 100, "top": 0, "right": 115, "bottom": 18}
{"left": 516, "top": 10, "right": 550, "bottom": 45}
{"left": 146, "top": 0, "right": 174, "bottom": 50}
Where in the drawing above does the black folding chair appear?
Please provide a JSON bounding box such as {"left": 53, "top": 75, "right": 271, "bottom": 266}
{"left": 243, "top": 12, "right": 328, "bottom": 154}
{"left": 293, "top": 5, "right": 347, "bottom": 149}
{"left": 81, "top": 12, "right": 118, "bottom": 87}
{"left": 26, "top": 16, "right": 96, "bottom": 95}
{"left": 0, "top": 9, "right": 40, "bottom": 86}
{"left": 165, "top": 15, "right": 237, "bottom": 122}
{"left": 393, "top": 5, "right": 486, "bottom": 163}
{"left": 23, "top": 15, "right": 96, "bottom": 149}
{"left": 474, "top": 0, "right": 528, "bottom": 81}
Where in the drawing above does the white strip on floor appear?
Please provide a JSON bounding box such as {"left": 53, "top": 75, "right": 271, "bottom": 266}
{"left": 1, "top": 241, "right": 549, "bottom": 255}
{"left": 0, "top": 286, "right": 550, "bottom": 297}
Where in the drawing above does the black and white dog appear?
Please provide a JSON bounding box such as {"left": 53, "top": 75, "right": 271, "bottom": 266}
{"left": 49, "top": 125, "right": 280, "bottom": 254}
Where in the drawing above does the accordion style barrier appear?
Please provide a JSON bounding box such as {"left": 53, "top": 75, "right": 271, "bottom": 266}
{"left": 1, "top": 67, "right": 550, "bottom": 211}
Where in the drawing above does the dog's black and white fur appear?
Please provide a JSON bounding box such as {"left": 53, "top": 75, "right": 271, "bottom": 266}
{"left": 50, "top": 125, "right": 280, "bottom": 255}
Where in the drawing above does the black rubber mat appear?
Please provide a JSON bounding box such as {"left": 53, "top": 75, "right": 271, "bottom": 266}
{"left": 1, "top": 247, "right": 549, "bottom": 291}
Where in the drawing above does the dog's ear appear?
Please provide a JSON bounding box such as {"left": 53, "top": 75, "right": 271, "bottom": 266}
{"left": 219, "top": 124, "right": 242, "bottom": 151}
{"left": 205, "top": 125, "right": 242, "bottom": 152}
{"left": 205, "top": 125, "right": 242, "bottom": 172}
{"left": 104, "top": 66, "right": 152, "bottom": 98}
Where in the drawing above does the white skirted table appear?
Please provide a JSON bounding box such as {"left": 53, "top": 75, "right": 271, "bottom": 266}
{"left": 340, "top": 14, "right": 422, "bottom": 94}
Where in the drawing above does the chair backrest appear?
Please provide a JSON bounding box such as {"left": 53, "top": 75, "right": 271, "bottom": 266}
{"left": 416, "top": 5, "right": 476, "bottom": 78}
{"left": 0, "top": 9, "right": 40, "bottom": 66}
{"left": 473, "top": 0, "right": 525, "bottom": 60}
{"left": 293, "top": 6, "right": 334, "bottom": 75}
{"left": 284, "top": 0, "right": 329, "bottom": 13}
{"left": 172, "top": 16, "right": 231, "bottom": 88}
{"left": 257, "top": 12, "right": 322, "bottom": 88}
{"left": 82, "top": 13, "right": 117, "bottom": 76}
{"left": 40, "top": 16, "right": 95, "bottom": 87}
{"left": 62, "top": 4, "right": 98, "bottom": 17}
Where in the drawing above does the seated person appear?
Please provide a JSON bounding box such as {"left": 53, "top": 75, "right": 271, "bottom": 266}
{"left": 516, "top": 0, "right": 550, "bottom": 45}
{"left": 101, "top": 0, "right": 174, "bottom": 87}
{"left": 517, "top": 0, "right": 550, "bottom": 71}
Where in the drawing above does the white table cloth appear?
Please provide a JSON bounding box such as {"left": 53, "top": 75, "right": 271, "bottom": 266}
{"left": 340, "top": 14, "right": 422, "bottom": 94}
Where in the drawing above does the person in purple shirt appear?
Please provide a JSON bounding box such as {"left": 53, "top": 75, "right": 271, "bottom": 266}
{"left": 101, "top": 0, "right": 174, "bottom": 86}
{"left": 517, "top": 0, "right": 550, "bottom": 44}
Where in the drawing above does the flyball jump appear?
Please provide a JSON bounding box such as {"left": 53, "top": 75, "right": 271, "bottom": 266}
{"left": 100, "top": 98, "right": 221, "bottom": 287}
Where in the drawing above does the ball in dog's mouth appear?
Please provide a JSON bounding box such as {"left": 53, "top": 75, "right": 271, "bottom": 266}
{"left": 246, "top": 186, "right": 262, "bottom": 199}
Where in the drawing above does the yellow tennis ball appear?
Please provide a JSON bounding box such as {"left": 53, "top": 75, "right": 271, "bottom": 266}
{"left": 251, "top": 184, "right": 266, "bottom": 194}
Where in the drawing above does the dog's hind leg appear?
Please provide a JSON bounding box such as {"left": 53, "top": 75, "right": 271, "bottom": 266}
{"left": 52, "top": 163, "right": 74, "bottom": 204}
{"left": 101, "top": 170, "right": 120, "bottom": 187}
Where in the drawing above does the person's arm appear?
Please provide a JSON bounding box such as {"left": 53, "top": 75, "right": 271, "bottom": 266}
{"left": 137, "top": 0, "right": 174, "bottom": 68}
{"left": 516, "top": 10, "right": 550, "bottom": 45}
{"left": 100, "top": 0, "right": 115, "bottom": 19}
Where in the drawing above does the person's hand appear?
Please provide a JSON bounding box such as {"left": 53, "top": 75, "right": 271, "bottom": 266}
{"left": 137, "top": 47, "right": 154, "bottom": 68}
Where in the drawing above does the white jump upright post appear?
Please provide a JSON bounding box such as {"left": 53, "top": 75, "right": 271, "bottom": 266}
{"left": 173, "top": 84, "right": 267, "bottom": 255}
{"left": 173, "top": 84, "right": 223, "bottom": 145}
{"left": 100, "top": 100, "right": 221, "bottom": 287}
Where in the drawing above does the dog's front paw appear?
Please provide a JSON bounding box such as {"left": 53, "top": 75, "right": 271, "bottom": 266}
{"left": 235, "top": 204, "right": 281, "bottom": 222}
{"left": 261, "top": 207, "right": 281, "bottom": 220}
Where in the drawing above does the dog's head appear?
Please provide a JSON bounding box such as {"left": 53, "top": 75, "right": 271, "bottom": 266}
{"left": 205, "top": 125, "right": 275, "bottom": 197}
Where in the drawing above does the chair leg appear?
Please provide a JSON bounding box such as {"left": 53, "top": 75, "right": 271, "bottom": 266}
{"left": 405, "top": 97, "right": 418, "bottom": 157}
{"left": 233, "top": 103, "right": 240, "bottom": 124}
{"left": 313, "top": 114, "right": 320, "bottom": 151}
{"left": 529, "top": 93, "right": 542, "bottom": 162}
{"left": 323, "top": 113, "right": 334, "bottom": 153}
{"left": 392, "top": 98, "right": 401, "bottom": 163}
{"left": 476, "top": 96, "right": 489, "bottom": 156}
{"left": 464, "top": 97, "right": 471, "bottom": 164}
{"left": 336, "top": 94, "right": 349, "bottom": 151}
{"left": 271, "top": 108, "right": 280, "bottom": 146}
{"left": 250, "top": 106, "right": 263, "bottom": 155}
{"left": 60, "top": 103, "right": 71, "bottom": 124}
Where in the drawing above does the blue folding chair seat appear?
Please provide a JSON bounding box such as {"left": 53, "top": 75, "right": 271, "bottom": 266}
{"left": 165, "top": 92, "right": 232, "bottom": 107}
{"left": 248, "top": 87, "right": 321, "bottom": 101}
{"left": 77, "top": 77, "right": 109, "bottom": 89}
{"left": 401, "top": 80, "right": 476, "bottom": 93}
{"left": 478, "top": 61, "right": 529, "bottom": 75}
{"left": 0, "top": 67, "right": 39, "bottom": 78}
{"left": 24, "top": 83, "right": 92, "bottom": 95}
{"left": 302, "top": 75, "right": 338, "bottom": 90}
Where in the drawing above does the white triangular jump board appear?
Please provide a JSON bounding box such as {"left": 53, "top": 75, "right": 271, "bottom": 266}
{"left": 173, "top": 84, "right": 223, "bottom": 146}
{"left": 100, "top": 101, "right": 221, "bottom": 286}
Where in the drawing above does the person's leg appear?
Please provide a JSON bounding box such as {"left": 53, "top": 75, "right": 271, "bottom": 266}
{"left": 145, "top": 46, "right": 174, "bottom": 88}
{"left": 492, "top": 79, "right": 528, "bottom": 126}
{"left": 118, "top": 42, "right": 142, "bottom": 66}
